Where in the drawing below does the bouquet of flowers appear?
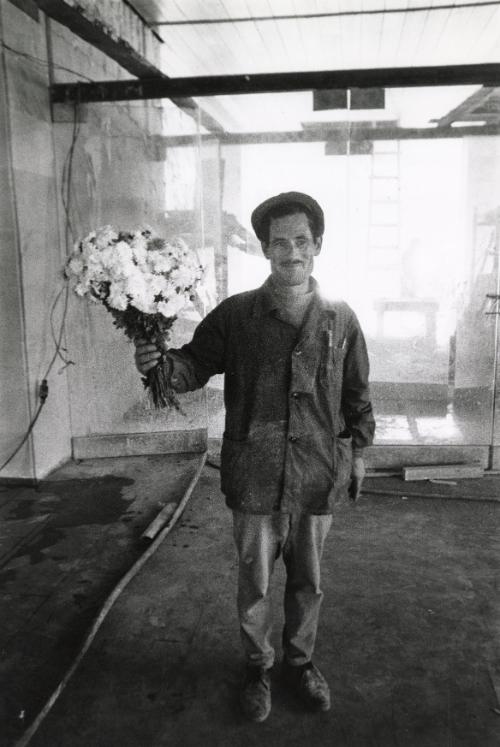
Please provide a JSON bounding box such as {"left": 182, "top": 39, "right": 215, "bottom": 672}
{"left": 64, "top": 225, "right": 204, "bottom": 408}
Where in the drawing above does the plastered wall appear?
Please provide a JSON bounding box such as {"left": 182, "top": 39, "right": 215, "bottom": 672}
{"left": 0, "top": 1, "right": 73, "bottom": 480}
{"left": 0, "top": 1, "right": 213, "bottom": 479}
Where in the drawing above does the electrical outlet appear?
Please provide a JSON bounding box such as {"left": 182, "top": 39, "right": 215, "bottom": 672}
{"left": 38, "top": 379, "right": 49, "bottom": 402}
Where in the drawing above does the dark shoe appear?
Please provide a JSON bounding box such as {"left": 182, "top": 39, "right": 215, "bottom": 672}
{"left": 283, "top": 660, "right": 331, "bottom": 712}
{"left": 240, "top": 666, "right": 272, "bottom": 722}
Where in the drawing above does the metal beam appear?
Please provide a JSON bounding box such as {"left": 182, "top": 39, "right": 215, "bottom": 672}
{"left": 34, "top": 0, "right": 225, "bottom": 133}
{"left": 159, "top": 124, "right": 500, "bottom": 147}
{"left": 150, "top": 2, "right": 500, "bottom": 26}
{"left": 436, "top": 86, "right": 498, "bottom": 127}
{"left": 51, "top": 64, "right": 500, "bottom": 104}
{"left": 36, "top": 0, "right": 165, "bottom": 78}
{"left": 7, "top": 0, "right": 39, "bottom": 21}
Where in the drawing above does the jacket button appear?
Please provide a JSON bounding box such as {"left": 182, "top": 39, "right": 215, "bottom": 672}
{"left": 294, "top": 349, "right": 302, "bottom": 356}
{"left": 289, "top": 435, "right": 298, "bottom": 442}
{"left": 291, "top": 392, "right": 299, "bottom": 399}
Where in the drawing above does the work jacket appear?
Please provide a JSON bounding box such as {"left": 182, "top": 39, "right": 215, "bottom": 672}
{"left": 166, "top": 277, "right": 375, "bottom": 514}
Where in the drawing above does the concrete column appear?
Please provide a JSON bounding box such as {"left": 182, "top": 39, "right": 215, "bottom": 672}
{"left": 0, "top": 1, "right": 72, "bottom": 480}
{"left": 0, "top": 3, "right": 34, "bottom": 480}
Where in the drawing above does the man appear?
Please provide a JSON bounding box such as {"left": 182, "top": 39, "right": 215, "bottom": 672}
{"left": 135, "top": 192, "right": 375, "bottom": 723}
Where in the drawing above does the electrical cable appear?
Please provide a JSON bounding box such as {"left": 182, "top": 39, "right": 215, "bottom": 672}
{"left": 0, "top": 402, "right": 45, "bottom": 474}
{"left": 48, "top": 286, "right": 74, "bottom": 371}
{"left": 0, "top": 101, "right": 79, "bottom": 477}
{"left": 0, "top": 40, "right": 95, "bottom": 82}
{"left": 61, "top": 104, "right": 81, "bottom": 245}
{"left": 13, "top": 451, "right": 207, "bottom": 747}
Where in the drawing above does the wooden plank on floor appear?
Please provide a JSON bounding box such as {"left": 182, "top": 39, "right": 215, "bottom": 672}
{"left": 72, "top": 429, "right": 207, "bottom": 459}
{"left": 366, "top": 445, "right": 489, "bottom": 470}
{"left": 403, "top": 464, "right": 484, "bottom": 481}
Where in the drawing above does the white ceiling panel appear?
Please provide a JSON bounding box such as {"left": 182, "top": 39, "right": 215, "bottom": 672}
{"left": 127, "top": 1, "right": 500, "bottom": 135}
{"left": 133, "top": 2, "right": 500, "bottom": 77}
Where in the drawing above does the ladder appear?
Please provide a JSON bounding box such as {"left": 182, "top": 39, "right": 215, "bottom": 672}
{"left": 367, "top": 140, "right": 401, "bottom": 298}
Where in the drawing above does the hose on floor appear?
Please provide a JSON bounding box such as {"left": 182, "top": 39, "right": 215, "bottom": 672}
{"left": 13, "top": 451, "right": 207, "bottom": 747}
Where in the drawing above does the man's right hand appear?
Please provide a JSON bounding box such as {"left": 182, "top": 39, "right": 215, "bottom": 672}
{"left": 134, "top": 338, "right": 161, "bottom": 376}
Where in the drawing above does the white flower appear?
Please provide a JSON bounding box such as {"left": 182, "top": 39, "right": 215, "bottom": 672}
{"left": 95, "top": 225, "right": 118, "bottom": 250}
{"left": 126, "top": 269, "right": 148, "bottom": 300}
{"left": 158, "top": 254, "right": 174, "bottom": 274}
{"left": 130, "top": 234, "right": 148, "bottom": 264}
{"left": 114, "top": 241, "right": 133, "bottom": 263}
{"left": 157, "top": 296, "right": 185, "bottom": 318}
{"left": 108, "top": 247, "right": 135, "bottom": 281}
{"left": 125, "top": 270, "right": 159, "bottom": 314}
{"left": 81, "top": 231, "right": 96, "bottom": 253}
{"left": 148, "top": 274, "right": 168, "bottom": 297}
{"left": 147, "top": 250, "right": 173, "bottom": 274}
{"left": 133, "top": 294, "right": 156, "bottom": 314}
{"left": 170, "top": 266, "right": 197, "bottom": 289}
{"left": 67, "top": 256, "right": 85, "bottom": 276}
{"left": 161, "top": 279, "right": 178, "bottom": 298}
{"left": 99, "top": 246, "right": 118, "bottom": 271}
{"left": 133, "top": 247, "right": 148, "bottom": 266}
{"left": 74, "top": 281, "right": 89, "bottom": 296}
{"left": 67, "top": 226, "right": 205, "bottom": 329}
{"left": 172, "top": 237, "right": 189, "bottom": 254}
{"left": 107, "top": 285, "right": 129, "bottom": 311}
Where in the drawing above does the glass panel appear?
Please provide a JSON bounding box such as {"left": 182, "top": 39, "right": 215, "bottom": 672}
{"left": 65, "top": 99, "right": 210, "bottom": 439}
{"left": 472, "top": 140, "right": 500, "bottom": 454}
{"left": 195, "top": 88, "right": 500, "bottom": 447}
{"left": 354, "top": 137, "right": 497, "bottom": 447}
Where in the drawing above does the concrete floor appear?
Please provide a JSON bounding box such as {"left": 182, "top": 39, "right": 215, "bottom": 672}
{"left": 0, "top": 454, "right": 202, "bottom": 747}
{"left": 1, "top": 457, "right": 500, "bottom": 746}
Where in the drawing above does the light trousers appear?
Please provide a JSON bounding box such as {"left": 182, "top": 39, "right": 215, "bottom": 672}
{"left": 232, "top": 511, "right": 333, "bottom": 669}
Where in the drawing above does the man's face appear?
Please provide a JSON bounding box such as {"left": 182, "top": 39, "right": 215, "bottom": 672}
{"left": 262, "top": 211, "right": 322, "bottom": 287}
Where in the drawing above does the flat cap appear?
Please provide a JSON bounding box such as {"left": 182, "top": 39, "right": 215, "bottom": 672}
{"left": 251, "top": 191, "right": 325, "bottom": 241}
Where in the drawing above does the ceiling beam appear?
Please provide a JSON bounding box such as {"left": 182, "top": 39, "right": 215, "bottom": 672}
{"left": 34, "top": 0, "right": 225, "bottom": 133}
{"left": 436, "top": 86, "right": 498, "bottom": 126}
{"left": 35, "top": 0, "right": 166, "bottom": 78}
{"left": 150, "top": 2, "right": 500, "bottom": 26}
{"left": 51, "top": 64, "right": 500, "bottom": 104}
{"left": 159, "top": 124, "right": 500, "bottom": 147}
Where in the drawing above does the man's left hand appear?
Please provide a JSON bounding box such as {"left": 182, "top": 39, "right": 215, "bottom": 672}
{"left": 349, "top": 455, "right": 366, "bottom": 502}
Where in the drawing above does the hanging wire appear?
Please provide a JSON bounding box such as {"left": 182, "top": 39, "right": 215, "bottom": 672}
{"left": 0, "top": 40, "right": 95, "bottom": 82}
{"left": 0, "top": 101, "right": 80, "bottom": 476}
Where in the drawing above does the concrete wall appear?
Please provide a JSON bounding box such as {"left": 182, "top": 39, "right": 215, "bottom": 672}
{"left": 0, "top": 9, "right": 34, "bottom": 480}
{"left": 0, "top": 1, "right": 73, "bottom": 480}
{"left": 0, "top": 0, "right": 213, "bottom": 479}
{"left": 52, "top": 0, "right": 163, "bottom": 68}
{"left": 59, "top": 100, "right": 202, "bottom": 442}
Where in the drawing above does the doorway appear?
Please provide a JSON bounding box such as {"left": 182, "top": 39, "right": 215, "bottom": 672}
{"left": 214, "top": 114, "right": 500, "bottom": 466}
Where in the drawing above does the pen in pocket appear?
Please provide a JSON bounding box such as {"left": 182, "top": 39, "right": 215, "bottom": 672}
{"left": 326, "top": 318, "right": 334, "bottom": 349}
